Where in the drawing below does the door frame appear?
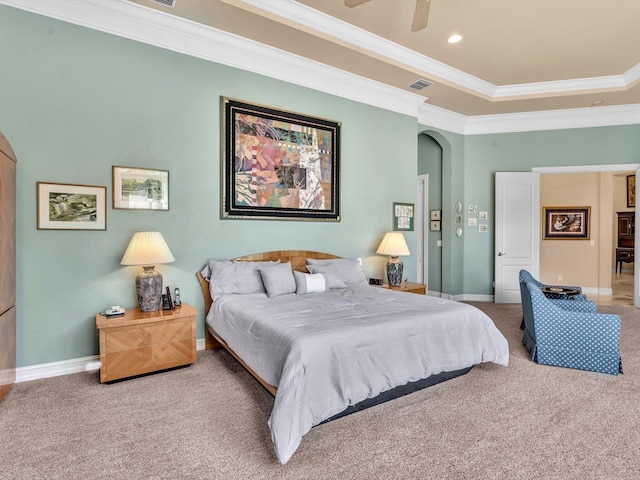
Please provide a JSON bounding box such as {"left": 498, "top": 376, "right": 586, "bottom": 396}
{"left": 533, "top": 163, "right": 640, "bottom": 306}
{"left": 416, "top": 174, "right": 429, "bottom": 285}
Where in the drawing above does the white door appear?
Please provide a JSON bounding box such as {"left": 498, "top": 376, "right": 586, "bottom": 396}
{"left": 416, "top": 175, "right": 428, "bottom": 284}
{"left": 495, "top": 172, "right": 540, "bottom": 303}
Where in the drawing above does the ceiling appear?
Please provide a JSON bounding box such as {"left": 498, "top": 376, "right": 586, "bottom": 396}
{"left": 124, "top": 0, "right": 640, "bottom": 117}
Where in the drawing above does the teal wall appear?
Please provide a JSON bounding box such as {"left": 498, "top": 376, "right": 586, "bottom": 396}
{"left": 3, "top": 5, "right": 640, "bottom": 369}
{"left": 460, "top": 126, "right": 640, "bottom": 296}
{"left": 0, "top": 6, "right": 418, "bottom": 368}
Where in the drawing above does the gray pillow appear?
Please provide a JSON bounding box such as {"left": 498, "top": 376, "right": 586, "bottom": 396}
{"left": 260, "top": 262, "right": 297, "bottom": 298}
{"left": 306, "top": 258, "right": 367, "bottom": 285}
{"left": 294, "top": 271, "right": 328, "bottom": 294}
{"left": 206, "top": 259, "right": 280, "bottom": 301}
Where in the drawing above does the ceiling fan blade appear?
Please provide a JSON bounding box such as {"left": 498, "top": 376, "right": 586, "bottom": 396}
{"left": 411, "top": 0, "right": 430, "bottom": 31}
{"left": 344, "top": 0, "right": 371, "bottom": 7}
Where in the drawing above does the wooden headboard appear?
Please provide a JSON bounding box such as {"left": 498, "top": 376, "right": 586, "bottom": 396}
{"left": 196, "top": 250, "right": 342, "bottom": 393}
{"left": 197, "top": 249, "right": 341, "bottom": 317}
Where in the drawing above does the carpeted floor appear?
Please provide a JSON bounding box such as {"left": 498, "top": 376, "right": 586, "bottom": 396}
{"left": 1, "top": 302, "right": 638, "bottom": 479}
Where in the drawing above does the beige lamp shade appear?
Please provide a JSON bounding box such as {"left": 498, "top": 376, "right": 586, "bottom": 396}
{"left": 121, "top": 232, "right": 175, "bottom": 266}
{"left": 121, "top": 232, "right": 175, "bottom": 312}
{"left": 376, "top": 232, "right": 410, "bottom": 257}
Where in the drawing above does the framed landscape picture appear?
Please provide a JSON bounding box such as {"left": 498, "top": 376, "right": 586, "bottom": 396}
{"left": 37, "top": 182, "right": 106, "bottom": 230}
{"left": 543, "top": 206, "right": 590, "bottom": 240}
{"left": 222, "top": 97, "right": 341, "bottom": 221}
{"left": 112, "top": 166, "right": 169, "bottom": 210}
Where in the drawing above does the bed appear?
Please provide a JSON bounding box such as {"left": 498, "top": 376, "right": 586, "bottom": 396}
{"left": 198, "top": 250, "right": 509, "bottom": 464}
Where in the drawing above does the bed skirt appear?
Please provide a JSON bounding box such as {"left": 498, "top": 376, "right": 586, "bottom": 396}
{"left": 318, "top": 366, "right": 473, "bottom": 425}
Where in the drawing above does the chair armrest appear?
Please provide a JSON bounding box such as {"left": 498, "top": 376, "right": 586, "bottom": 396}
{"left": 552, "top": 299, "right": 597, "bottom": 313}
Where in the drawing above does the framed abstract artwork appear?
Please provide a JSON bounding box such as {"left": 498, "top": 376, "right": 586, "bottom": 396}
{"left": 542, "top": 206, "right": 590, "bottom": 240}
{"left": 112, "top": 166, "right": 169, "bottom": 210}
{"left": 37, "top": 182, "right": 106, "bottom": 230}
{"left": 222, "top": 97, "right": 341, "bottom": 221}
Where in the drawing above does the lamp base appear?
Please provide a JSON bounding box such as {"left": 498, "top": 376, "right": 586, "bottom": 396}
{"left": 136, "top": 266, "right": 163, "bottom": 312}
{"left": 386, "top": 257, "right": 403, "bottom": 287}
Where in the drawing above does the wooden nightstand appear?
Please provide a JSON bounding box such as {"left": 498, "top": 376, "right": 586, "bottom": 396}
{"left": 378, "top": 281, "right": 426, "bottom": 295}
{"left": 95, "top": 303, "right": 197, "bottom": 383}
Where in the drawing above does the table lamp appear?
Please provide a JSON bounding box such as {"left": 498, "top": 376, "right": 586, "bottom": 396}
{"left": 121, "top": 231, "right": 175, "bottom": 312}
{"left": 376, "top": 232, "right": 410, "bottom": 287}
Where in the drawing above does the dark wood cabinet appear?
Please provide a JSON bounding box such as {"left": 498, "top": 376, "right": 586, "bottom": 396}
{"left": 616, "top": 212, "right": 635, "bottom": 273}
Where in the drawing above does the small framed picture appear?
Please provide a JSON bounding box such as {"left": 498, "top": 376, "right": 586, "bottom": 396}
{"left": 627, "top": 175, "right": 635, "bottom": 208}
{"left": 112, "top": 166, "right": 169, "bottom": 210}
{"left": 543, "top": 206, "right": 590, "bottom": 240}
{"left": 37, "top": 182, "right": 107, "bottom": 230}
{"left": 455, "top": 214, "right": 462, "bottom": 225}
{"left": 393, "top": 202, "right": 414, "bottom": 231}
{"left": 430, "top": 210, "right": 441, "bottom": 221}
{"left": 430, "top": 220, "right": 441, "bottom": 231}
{"left": 479, "top": 211, "right": 488, "bottom": 220}
{"left": 479, "top": 224, "right": 488, "bottom": 233}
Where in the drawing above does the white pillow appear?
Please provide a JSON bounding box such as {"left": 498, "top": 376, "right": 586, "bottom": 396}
{"left": 306, "top": 258, "right": 367, "bottom": 285}
{"left": 294, "top": 271, "right": 328, "bottom": 294}
{"left": 260, "top": 262, "right": 297, "bottom": 298}
{"left": 206, "top": 259, "right": 280, "bottom": 301}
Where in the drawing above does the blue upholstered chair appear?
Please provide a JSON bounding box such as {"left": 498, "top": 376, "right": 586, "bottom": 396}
{"left": 521, "top": 280, "right": 623, "bottom": 375}
{"left": 518, "top": 269, "right": 589, "bottom": 330}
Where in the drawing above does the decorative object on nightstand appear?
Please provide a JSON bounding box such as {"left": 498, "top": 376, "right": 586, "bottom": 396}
{"left": 376, "top": 232, "right": 410, "bottom": 287}
{"left": 120, "top": 231, "right": 175, "bottom": 312}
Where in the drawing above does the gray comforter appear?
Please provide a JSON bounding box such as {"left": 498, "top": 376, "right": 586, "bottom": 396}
{"left": 206, "top": 284, "right": 509, "bottom": 464}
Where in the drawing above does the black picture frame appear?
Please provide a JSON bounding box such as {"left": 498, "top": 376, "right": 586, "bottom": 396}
{"left": 542, "top": 206, "right": 590, "bottom": 240}
{"left": 222, "top": 97, "right": 341, "bottom": 221}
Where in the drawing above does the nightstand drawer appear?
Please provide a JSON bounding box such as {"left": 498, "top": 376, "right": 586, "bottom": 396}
{"left": 104, "top": 319, "right": 192, "bottom": 352}
{"left": 104, "top": 338, "right": 195, "bottom": 380}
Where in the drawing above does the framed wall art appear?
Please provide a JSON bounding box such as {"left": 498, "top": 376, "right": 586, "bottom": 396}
{"left": 627, "top": 174, "right": 635, "bottom": 208}
{"left": 222, "top": 97, "right": 341, "bottom": 221}
{"left": 393, "top": 202, "right": 414, "bottom": 231}
{"left": 543, "top": 206, "right": 590, "bottom": 240}
{"left": 37, "top": 182, "right": 106, "bottom": 230}
{"left": 112, "top": 166, "right": 169, "bottom": 210}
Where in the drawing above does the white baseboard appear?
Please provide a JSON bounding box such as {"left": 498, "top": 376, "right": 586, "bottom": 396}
{"left": 429, "top": 291, "right": 494, "bottom": 302}
{"left": 15, "top": 355, "right": 101, "bottom": 383}
{"left": 15, "top": 338, "right": 210, "bottom": 384}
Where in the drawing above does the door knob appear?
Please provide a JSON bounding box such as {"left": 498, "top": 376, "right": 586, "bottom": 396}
{"left": 497, "top": 252, "right": 506, "bottom": 256}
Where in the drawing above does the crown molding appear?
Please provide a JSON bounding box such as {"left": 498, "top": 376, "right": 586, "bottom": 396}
{"left": 238, "top": 0, "right": 496, "bottom": 98}
{"left": 0, "top": 0, "right": 425, "bottom": 117}
{"left": 3, "top": 0, "right": 640, "bottom": 135}
{"left": 242, "top": 0, "right": 640, "bottom": 102}
{"left": 462, "top": 103, "right": 640, "bottom": 135}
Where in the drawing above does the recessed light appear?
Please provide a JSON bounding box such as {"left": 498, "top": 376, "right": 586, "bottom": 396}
{"left": 448, "top": 34, "right": 462, "bottom": 44}
{"left": 591, "top": 100, "right": 603, "bottom": 106}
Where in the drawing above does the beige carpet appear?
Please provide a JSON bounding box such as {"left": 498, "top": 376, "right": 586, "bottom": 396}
{"left": 1, "top": 303, "right": 638, "bottom": 480}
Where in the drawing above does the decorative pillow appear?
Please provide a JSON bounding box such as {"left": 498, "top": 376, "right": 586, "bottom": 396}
{"left": 294, "top": 271, "right": 328, "bottom": 294}
{"left": 206, "top": 259, "right": 280, "bottom": 301}
{"left": 260, "top": 262, "right": 297, "bottom": 298}
{"left": 306, "top": 258, "right": 367, "bottom": 285}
